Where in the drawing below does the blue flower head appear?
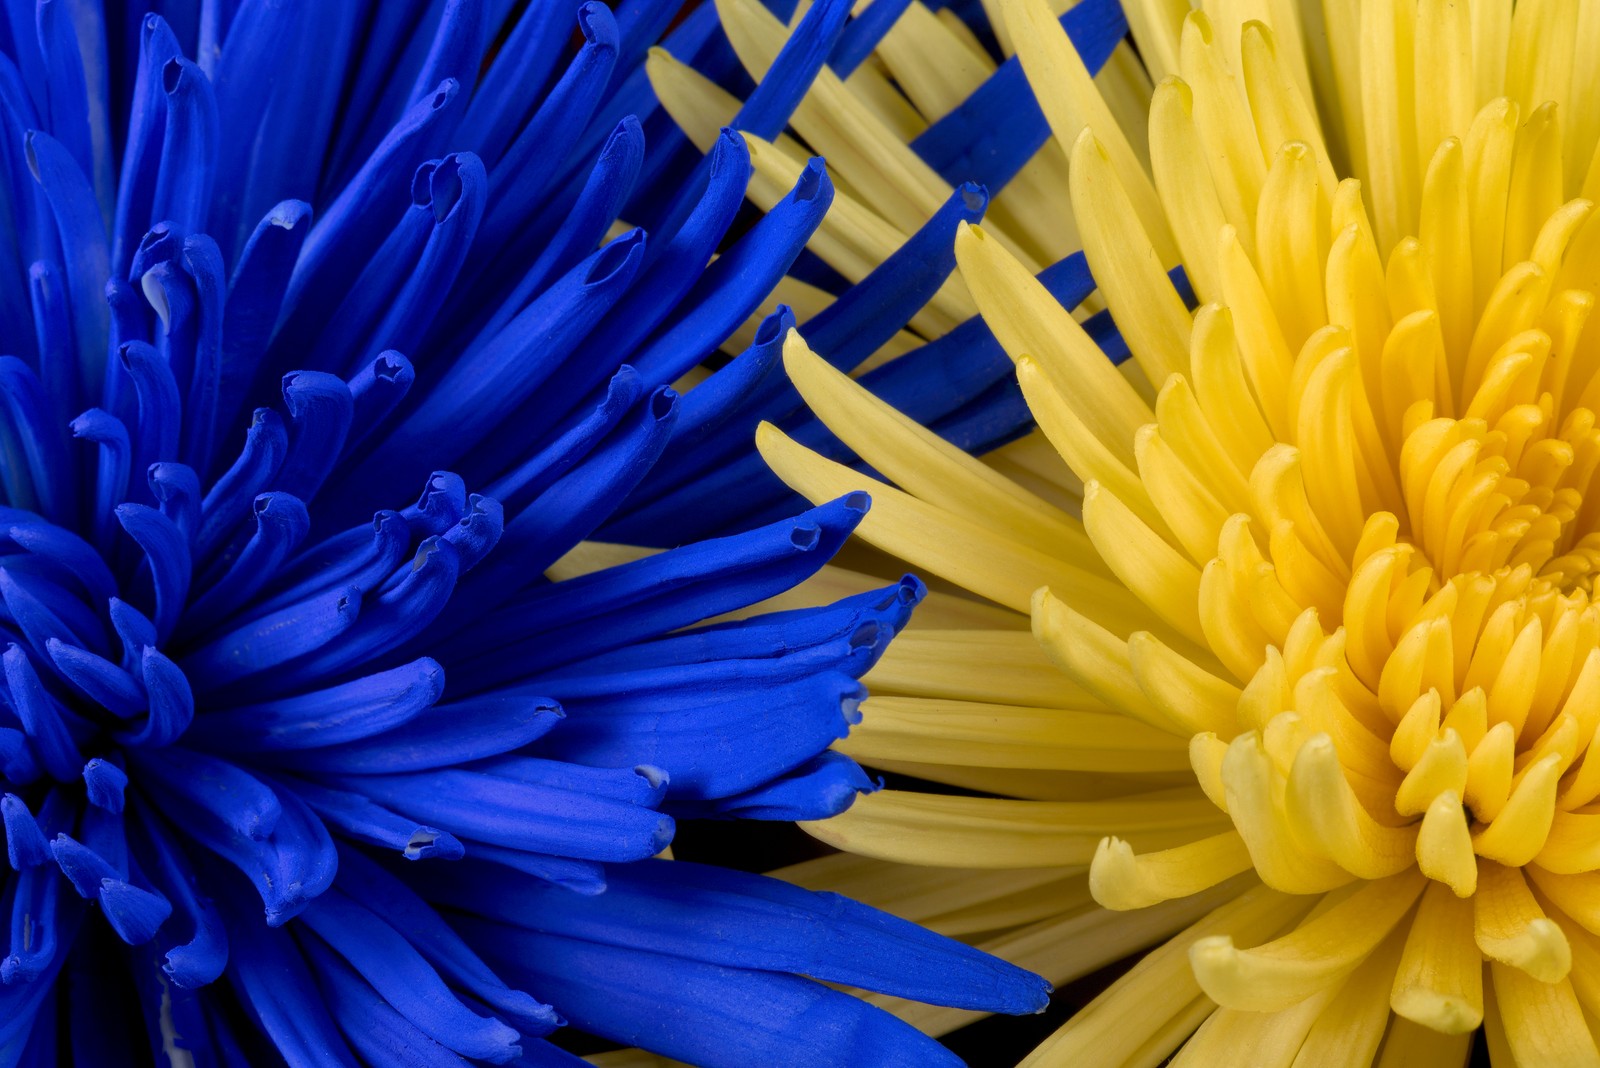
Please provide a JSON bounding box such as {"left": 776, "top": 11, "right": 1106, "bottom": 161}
{"left": 0, "top": 1, "right": 1049, "bottom": 1064}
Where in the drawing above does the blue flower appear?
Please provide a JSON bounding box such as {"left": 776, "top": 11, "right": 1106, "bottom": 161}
{"left": 0, "top": 2, "right": 1049, "bottom": 1064}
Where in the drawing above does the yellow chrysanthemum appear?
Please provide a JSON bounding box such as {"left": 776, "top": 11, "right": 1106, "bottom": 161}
{"left": 654, "top": 0, "right": 1600, "bottom": 1063}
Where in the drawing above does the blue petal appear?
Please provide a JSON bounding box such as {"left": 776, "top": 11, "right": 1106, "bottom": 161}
{"left": 668, "top": 750, "right": 879, "bottom": 821}
{"left": 268, "top": 694, "right": 561, "bottom": 774}
{"left": 439, "top": 494, "right": 869, "bottom": 676}
{"left": 217, "top": 902, "right": 359, "bottom": 1066}
{"left": 481, "top": 3, "right": 618, "bottom": 249}
{"left": 82, "top": 756, "right": 128, "bottom": 812}
{"left": 182, "top": 491, "right": 309, "bottom": 631}
{"left": 127, "top": 799, "right": 227, "bottom": 988}
{"left": 325, "top": 766, "right": 673, "bottom": 864}
{"left": 25, "top": 129, "right": 107, "bottom": 393}
{"left": 334, "top": 844, "right": 560, "bottom": 1035}
{"left": 184, "top": 657, "right": 445, "bottom": 752}
{"left": 300, "top": 933, "right": 485, "bottom": 1068}
{"left": 180, "top": 582, "right": 361, "bottom": 691}
{"left": 215, "top": 198, "right": 311, "bottom": 430}
{"left": 460, "top": 919, "right": 968, "bottom": 1068}
{"left": 345, "top": 350, "right": 415, "bottom": 454}
{"left": 113, "top": 502, "right": 190, "bottom": 640}
{"left": 275, "top": 370, "right": 353, "bottom": 502}
{"left": 299, "top": 887, "right": 523, "bottom": 1063}
{"left": 150, "top": 56, "right": 217, "bottom": 235}
{"left": 910, "top": 0, "right": 1126, "bottom": 193}
{"left": 2, "top": 791, "right": 49, "bottom": 867}
{"left": 284, "top": 776, "right": 464, "bottom": 861}
{"left": 195, "top": 406, "right": 287, "bottom": 564}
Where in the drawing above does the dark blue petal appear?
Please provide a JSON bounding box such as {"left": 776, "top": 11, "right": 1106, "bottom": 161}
{"left": 29, "top": 259, "right": 74, "bottom": 430}
{"left": 2, "top": 791, "right": 49, "bottom": 867}
{"left": 0, "top": 565, "right": 105, "bottom": 656}
{"left": 196, "top": 406, "right": 287, "bottom": 564}
{"left": 440, "top": 494, "right": 868, "bottom": 676}
{"left": 48, "top": 638, "right": 145, "bottom": 717}
{"left": 0, "top": 356, "right": 71, "bottom": 524}
{"left": 831, "top": 0, "right": 913, "bottom": 77}
{"left": 301, "top": 932, "right": 483, "bottom": 1068}
{"left": 97, "top": 878, "right": 172, "bottom": 945}
{"left": 147, "top": 461, "right": 200, "bottom": 546}
{"left": 464, "top": 386, "right": 675, "bottom": 598}
{"left": 910, "top": 0, "right": 1126, "bottom": 193}
{"left": 0, "top": 726, "right": 41, "bottom": 782}
{"left": 356, "top": 228, "right": 648, "bottom": 506}
{"left": 275, "top": 370, "right": 353, "bottom": 502}
{"left": 183, "top": 491, "right": 308, "bottom": 631}
{"left": 345, "top": 350, "right": 414, "bottom": 454}
{"left": 180, "top": 582, "right": 360, "bottom": 691}
{"left": 484, "top": 365, "right": 643, "bottom": 512}
{"left": 282, "top": 77, "right": 464, "bottom": 332}
{"left": 278, "top": 537, "right": 459, "bottom": 684}
{"left": 2, "top": 863, "right": 66, "bottom": 983}
{"left": 69, "top": 408, "right": 130, "bottom": 551}
{"left": 218, "top": 902, "right": 359, "bottom": 1066}
{"left": 127, "top": 800, "right": 227, "bottom": 988}
{"left": 25, "top": 129, "right": 107, "bottom": 394}
{"left": 215, "top": 198, "right": 311, "bottom": 431}
{"left": 668, "top": 750, "right": 878, "bottom": 821}
{"left": 249, "top": 511, "right": 404, "bottom": 619}
{"left": 130, "top": 746, "right": 281, "bottom": 840}
{"left": 461, "top": 920, "right": 967, "bottom": 1068}
{"left": 151, "top": 57, "right": 216, "bottom": 235}
{"left": 187, "top": 656, "right": 443, "bottom": 752}
{"left": 114, "top": 646, "right": 192, "bottom": 746}
{"left": 265, "top": 694, "right": 561, "bottom": 774}
{"left": 625, "top": 160, "right": 830, "bottom": 392}
{"left": 299, "top": 888, "right": 523, "bottom": 1063}
{"left": 333, "top": 845, "right": 560, "bottom": 1035}
{"left": 174, "top": 234, "right": 226, "bottom": 474}
{"left": 327, "top": 767, "right": 673, "bottom": 863}
{"left": 540, "top": 667, "right": 863, "bottom": 800}
{"left": 82, "top": 756, "right": 129, "bottom": 811}
{"left": 449, "top": 856, "right": 1052, "bottom": 1013}
{"left": 806, "top": 181, "right": 987, "bottom": 373}
{"left": 481, "top": 3, "right": 617, "bottom": 247}
{"left": 286, "top": 776, "right": 464, "bottom": 861}
{"left": 111, "top": 14, "right": 180, "bottom": 272}
{"left": 2, "top": 642, "right": 81, "bottom": 779}
{"left": 466, "top": 114, "right": 642, "bottom": 343}
{"left": 6, "top": 516, "right": 116, "bottom": 606}
{"left": 454, "top": 0, "right": 571, "bottom": 165}
{"left": 116, "top": 340, "right": 180, "bottom": 483}
{"left": 114, "top": 502, "right": 189, "bottom": 640}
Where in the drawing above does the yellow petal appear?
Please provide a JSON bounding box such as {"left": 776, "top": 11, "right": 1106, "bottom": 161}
{"left": 840, "top": 695, "right": 1190, "bottom": 772}
{"left": 1089, "top": 830, "right": 1255, "bottom": 911}
{"left": 1416, "top": 789, "right": 1478, "bottom": 897}
{"left": 1391, "top": 880, "right": 1485, "bottom": 1034}
{"left": 1475, "top": 860, "right": 1572, "bottom": 983}
{"left": 1188, "top": 869, "right": 1425, "bottom": 1012}
{"left": 799, "top": 787, "right": 1226, "bottom": 868}
{"left": 1488, "top": 961, "right": 1600, "bottom": 1068}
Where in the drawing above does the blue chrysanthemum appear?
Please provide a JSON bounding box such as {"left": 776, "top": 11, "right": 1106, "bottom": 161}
{"left": 0, "top": 1, "right": 1051, "bottom": 1064}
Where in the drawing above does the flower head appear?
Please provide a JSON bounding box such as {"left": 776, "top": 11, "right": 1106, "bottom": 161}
{"left": 0, "top": 2, "right": 1052, "bottom": 1063}
{"left": 699, "top": 0, "right": 1600, "bottom": 1061}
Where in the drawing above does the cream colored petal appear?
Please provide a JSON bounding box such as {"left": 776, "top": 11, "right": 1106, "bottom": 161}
{"left": 799, "top": 787, "right": 1228, "bottom": 868}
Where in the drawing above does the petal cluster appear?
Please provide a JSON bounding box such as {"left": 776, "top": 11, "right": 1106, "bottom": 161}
{"left": 694, "top": 0, "right": 1600, "bottom": 1063}
{"left": 0, "top": 1, "right": 1053, "bottom": 1063}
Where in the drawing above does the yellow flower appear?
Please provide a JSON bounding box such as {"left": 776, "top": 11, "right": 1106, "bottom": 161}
{"left": 661, "top": 0, "right": 1600, "bottom": 1062}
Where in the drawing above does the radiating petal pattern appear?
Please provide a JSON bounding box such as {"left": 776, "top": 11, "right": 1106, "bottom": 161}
{"left": 0, "top": 2, "right": 1053, "bottom": 1064}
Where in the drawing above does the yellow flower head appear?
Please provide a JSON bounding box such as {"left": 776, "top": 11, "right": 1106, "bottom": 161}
{"left": 665, "top": 0, "right": 1600, "bottom": 1062}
